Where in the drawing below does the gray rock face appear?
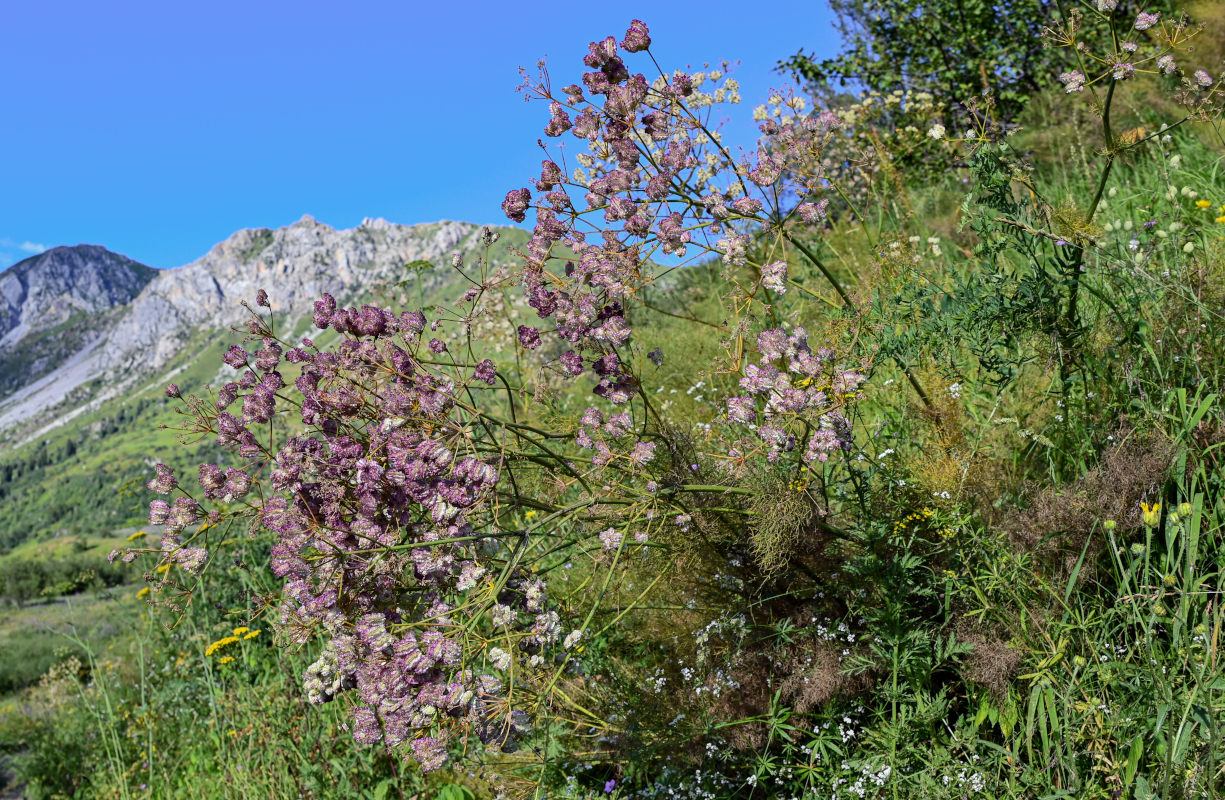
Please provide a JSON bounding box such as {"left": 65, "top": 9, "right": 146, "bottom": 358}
{"left": 0, "top": 217, "right": 502, "bottom": 438}
{"left": 0, "top": 245, "right": 156, "bottom": 348}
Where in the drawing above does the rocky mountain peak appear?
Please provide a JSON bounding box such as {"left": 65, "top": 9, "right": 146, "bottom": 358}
{"left": 0, "top": 245, "right": 156, "bottom": 348}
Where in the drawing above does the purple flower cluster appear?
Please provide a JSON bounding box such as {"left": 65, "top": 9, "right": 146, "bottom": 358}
{"left": 575, "top": 405, "right": 656, "bottom": 469}
{"left": 723, "top": 326, "right": 861, "bottom": 464}
{"left": 505, "top": 19, "right": 837, "bottom": 409}
{"left": 147, "top": 292, "right": 563, "bottom": 771}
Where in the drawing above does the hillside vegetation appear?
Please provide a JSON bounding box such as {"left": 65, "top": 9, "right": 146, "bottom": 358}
{"left": 3, "top": 5, "right": 1225, "bottom": 799}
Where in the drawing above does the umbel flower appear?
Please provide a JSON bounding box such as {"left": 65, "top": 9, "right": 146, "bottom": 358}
{"left": 504, "top": 18, "right": 849, "bottom": 407}
{"left": 148, "top": 289, "right": 566, "bottom": 771}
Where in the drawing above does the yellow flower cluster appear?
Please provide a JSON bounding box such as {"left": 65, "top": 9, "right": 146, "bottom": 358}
{"left": 892, "top": 507, "right": 935, "bottom": 535}
{"left": 205, "top": 636, "right": 240, "bottom": 657}
{"left": 126, "top": 530, "right": 147, "bottom": 542}
{"left": 243, "top": 629, "right": 261, "bottom": 640}
{"left": 219, "top": 656, "right": 235, "bottom": 665}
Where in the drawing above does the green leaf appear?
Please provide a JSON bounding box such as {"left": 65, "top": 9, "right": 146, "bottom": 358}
{"left": 1123, "top": 735, "right": 1142, "bottom": 788}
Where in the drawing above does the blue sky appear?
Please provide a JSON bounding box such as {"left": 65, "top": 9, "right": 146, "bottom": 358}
{"left": 1, "top": 1, "right": 836, "bottom": 269}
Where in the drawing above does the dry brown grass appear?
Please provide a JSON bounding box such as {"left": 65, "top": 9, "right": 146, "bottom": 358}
{"left": 1005, "top": 429, "right": 1173, "bottom": 562}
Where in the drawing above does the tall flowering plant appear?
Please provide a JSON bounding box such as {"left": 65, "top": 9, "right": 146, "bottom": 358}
{"left": 130, "top": 19, "right": 881, "bottom": 785}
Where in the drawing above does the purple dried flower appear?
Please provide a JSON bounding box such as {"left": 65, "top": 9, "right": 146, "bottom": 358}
{"left": 1059, "top": 71, "right": 1086, "bottom": 92}
{"left": 175, "top": 547, "right": 208, "bottom": 574}
{"left": 1158, "top": 55, "right": 1177, "bottom": 74}
{"left": 473, "top": 359, "right": 497, "bottom": 385}
{"left": 223, "top": 468, "right": 251, "bottom": 499}
{"left": 146, "top": 464, "right": 177, "bottom": 495}
{"left": 620, "top": 19, "right": 650, "bottom": 52}
{"left": 255, "top": 289, "right": 269, "bottom": 307}
{"left": 599, "top": 527, "right": 623, "bottom": 550}
{"left": 165, "top": 383, "right": 181, "bottom": 398}
{"left": 545, "top": 102, "right": 573, "bottom": 137}
{"left": 1194, "top": 69, "right": 1213, "bottom": 87}
{"left": 797, "top": 199, "right": 829, "bottom": 223}
{"left": 502, "top": 188, "right": 532, "bottom": 222}
{"left": 411, "top": 735, "right": 450, "bottom": 769}
{"left": 1134, "top": 11, "right": 1159, "bottom": 30}
{"left": 760, "top": 261, "right": 788, "bottom": 294}
{"left": 559, "top": 351, "right": 584, "bottom": 375}
{"left": 517, "top": 325, "right": 542, "bottom": 350}
{"left": 222, "top": 345, "right": 249, "bottom": 369}
{"left": 628, "top": 440, "right": 656, "bottom": 464}
{"left": 148, "top": 499, "right": 170, "bottom": 525}
{"left": 428, "top": 338, "right": 447, "bottom": 354}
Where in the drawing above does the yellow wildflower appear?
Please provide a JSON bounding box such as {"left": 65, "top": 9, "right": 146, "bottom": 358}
{"left": 126, "top": 531, "right": 147, "bottom": 542}
{"left": 219, "top": 656, "right": 235, "bottom": 665}
{"left": 1195, "top": 199, "right": 1212, "bottom": 209}
{"left": 243, "top": 629, "right": 261, "bottom": 640}
{"left": 156, "top": 563, "right": 170, "bottom": 574}
{"left": 1140, "top": 501, "right": 1162, "bottom": 528}
{"left": 1216, "top": 215, "right": 1225, "bottom": 223}
{"left": 232, "top": 626, "right": 250, "bottom": 636}
{"left": 136, "top": 587, "right": 150, "bottom": 598}
{"left": 205, "top": 636, "right": 240, "bottom": 657}
{"left": 525, "top": 510, "right": 537, "bottom": 520}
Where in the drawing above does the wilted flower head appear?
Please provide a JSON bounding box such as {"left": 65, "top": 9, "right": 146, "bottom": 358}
{"left": 1134, "top": 11, "right": 1159, "bottom": 30}
{"left": 146, "top": 463, "right": 178, "bottom": 495}
{"left": 760, "top": 261, "right": 788, "bottom": 294}
{"left": 1059, "top": 71, "right": 1086, "bottom": 93}
{"left": 620, "top": 19, "right": 650, "bottom": 52}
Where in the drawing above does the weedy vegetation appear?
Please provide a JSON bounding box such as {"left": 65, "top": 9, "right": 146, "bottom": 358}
{"left": 3, "top": 3, "right": 1225, "bottom": 798}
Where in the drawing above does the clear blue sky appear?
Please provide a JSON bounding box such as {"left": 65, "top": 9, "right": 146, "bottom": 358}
{"left": 0, "top": 1, "right": 836, "bottom": 269}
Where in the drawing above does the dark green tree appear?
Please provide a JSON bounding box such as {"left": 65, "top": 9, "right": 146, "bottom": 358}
{"left": 779, "top": 0, "right": 1159, "bottom": 124}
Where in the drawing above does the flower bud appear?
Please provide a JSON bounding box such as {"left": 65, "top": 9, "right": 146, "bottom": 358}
{"left": 1103, "top": 519, "right": 1117, "bottom": 532}
{"left": 1178, "top": 502, "right": 1193, "bottom": 518}
{"left": 1168, "top": 512, "right": 1180, "bottom": 526}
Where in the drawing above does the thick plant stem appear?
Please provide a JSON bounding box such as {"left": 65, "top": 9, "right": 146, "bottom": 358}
{"left": 1067, "top": 78, "right": 1117, "bottom": 335}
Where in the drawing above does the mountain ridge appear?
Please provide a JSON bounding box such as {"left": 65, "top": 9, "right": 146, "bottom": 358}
{"left": 0, "top": 216, "right": 524, "bottom": 443}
